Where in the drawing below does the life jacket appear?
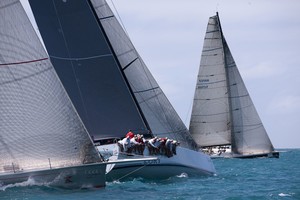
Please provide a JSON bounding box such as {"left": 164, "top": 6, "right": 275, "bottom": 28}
{"left": 126, "top": 131, "right": 134, "bottom": 139}
{"left": 136, "top": 137, "right": 144, "bottom": 144}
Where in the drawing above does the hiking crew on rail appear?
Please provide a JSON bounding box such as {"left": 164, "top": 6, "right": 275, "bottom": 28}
{"left": 118, "top": 130, "right": 180, "bottom": 158}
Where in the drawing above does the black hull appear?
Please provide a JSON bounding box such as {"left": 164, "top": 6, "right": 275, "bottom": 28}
{"left": 233, "top": 151, "right": 280, "bottom": 159}
{"left": 210, "top": 151, "right": 280, "bottom": 159}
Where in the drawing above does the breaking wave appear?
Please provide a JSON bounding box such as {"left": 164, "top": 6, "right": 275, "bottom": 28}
{"left": 278, "top": 193, "right": 293, "bottom": 197}
{"left": 0, "top": 177, "right": 50, "bottom": 191}
{"left": 176, "top": 173, "right": 188, "bottom": 178}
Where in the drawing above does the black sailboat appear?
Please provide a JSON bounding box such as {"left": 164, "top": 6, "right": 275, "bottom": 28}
{"left": 28, "top": 0, "right": 216, "bottom": 179}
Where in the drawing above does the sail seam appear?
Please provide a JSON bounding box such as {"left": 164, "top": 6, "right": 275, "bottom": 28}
{"left": 133, "top": 86, "right": 159, "bottom": 94}
{"left": 0, "top": 58, "right": 48, "bottom": 66}
{"left": 234, "top": 123, "right": 263, "bottom": 128}
{"left": 226, "top": 62, "right": 236, "bottom": 68}
{"left": 206, "top": 30, "right": 219, "bottom": 33}
{"left": 0, "top": 67, "right": 52, "bottom": 86}
{"left": 204, "top": 37, "right": 220, "bottom": 40}
{"left": 0, "top": 1, "right": 18, "bottom": 9}
{"left": 93, "top": 4, "right": 105, "bottom": 10}
{"left": 116, "top": 48, "right": 135, "bottom": 57}
{"left": 49, "top": 54, "right": 112, "bottom": 61}
{"left": 192, "top": 111, "right": 229, "bottom": 117}
{"left": 233, "top": 124, "right": 263, "bottom": 133}
{"left": 202, "top": 47, "right": 222, "bottom": 52}
{"left": 229, "top": 94, "right": 249, "bottom": 98}
{"left": 191, "top": 120, "right": 229, "bottom": 124}
{"left": 194, "top": 96, "right": 228, "bottom": 100}
{"left": 201, "top": 54, "right": 219, "bottom": 57}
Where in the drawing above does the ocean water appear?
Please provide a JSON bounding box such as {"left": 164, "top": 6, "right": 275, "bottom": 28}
{"left": 1, "top": 149, "right": 299, "bottom": 200}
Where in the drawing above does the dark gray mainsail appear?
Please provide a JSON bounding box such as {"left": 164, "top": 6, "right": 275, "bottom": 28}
{"left": 29, "top": 0, "right": 197, "bottom": 150}
{"left": 0, "top": 0, "right": 100, "bottom": 173}
{"left": 189, "top": 13, "right": 275, "bottom": 155}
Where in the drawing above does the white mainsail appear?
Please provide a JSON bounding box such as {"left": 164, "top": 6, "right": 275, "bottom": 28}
{"left": 190, "top": 13, "right": 276, "bottom": 157}
{"left": 0, "top": 0, "right": 100, "bottom": 176}
{"left": 189, "top": 15, "right": 231, "bottom": 148}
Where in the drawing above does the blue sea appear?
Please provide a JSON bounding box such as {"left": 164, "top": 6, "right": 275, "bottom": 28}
{"left": 1, "top": 149, "right": 299, "bottom": 200}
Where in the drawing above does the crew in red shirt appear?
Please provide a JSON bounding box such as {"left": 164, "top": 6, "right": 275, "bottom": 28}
{"left": 126, "top": 130, "right": 134, "bottom": 139}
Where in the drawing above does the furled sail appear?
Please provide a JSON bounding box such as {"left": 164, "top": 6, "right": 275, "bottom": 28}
{"left": 0, "top": 0, "right": 101, "bottom": 173}
{"left": 189, "top": 15, "right": 231, "bottom": 147}
{"left": 29, "top": 0, "right": 197, "bottom": 150}
{"left": 190, "top": 13, "right": 275, "bottom": 155}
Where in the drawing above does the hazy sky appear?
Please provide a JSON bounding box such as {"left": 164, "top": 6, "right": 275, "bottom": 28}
{"left": 22, "top": 0, "right": 300, "bottom": 148}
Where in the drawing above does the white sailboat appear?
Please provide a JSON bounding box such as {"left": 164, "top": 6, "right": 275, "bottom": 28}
{"left": 189, "top": 13, "right": 279, "bottom": 159}
{"left": 0, "top": 0, "right": 108, "bottom": 188}
{"left": 28, "top": 0, "right": 216, "bottom": 180}
{"left": 0, "top": 0, "right": 157, "bottom": 188}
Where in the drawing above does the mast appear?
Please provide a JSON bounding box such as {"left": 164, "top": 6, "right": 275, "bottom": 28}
{"left": 86, "top": 0, "right": 152, "bottom": 136}
{"left": 215, "top": 12, "right": 235, "bottom": 150}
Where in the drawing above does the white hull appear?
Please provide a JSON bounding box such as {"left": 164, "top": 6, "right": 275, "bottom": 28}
{"left": 0, "top": 163, "right": 107, "bottom": 189}
{"left": 97, "top": 144, "right": 216, "bottom": 181}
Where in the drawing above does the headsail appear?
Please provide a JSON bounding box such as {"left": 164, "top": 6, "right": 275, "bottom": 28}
{"left": 221, "top": 24, "right": 274, "bottom": 155}
{"left": 190, "top": 13, "right": 275, "bottom": 155}
{"left": 29, "top": 0, "right": 197, "bottom": 150}
{"left": 0, "top": 0, "right": 100, "bottom": 173}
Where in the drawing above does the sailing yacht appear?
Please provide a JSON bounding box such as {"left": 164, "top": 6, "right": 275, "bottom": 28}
{"left": 0, "top": 0, "right": 108, "bottom": 188}
{"left": 189, "top": 13, "right": 279, "bottom": 159}
{"left": 0, "top": 0, "right": 157, "bottom": 188}
{"left": 28, "top": 0, "right": 216, "bottom": 180}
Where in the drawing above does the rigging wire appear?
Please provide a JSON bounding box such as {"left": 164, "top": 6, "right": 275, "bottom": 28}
{"left": 184, "top": 99, "right": 193, "bottom": 127}
{"left": 109, "top": 0, "right": 129, "bottom": 37}
{"left": 114, "top": 159, "right": 159, "bottom": 181}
